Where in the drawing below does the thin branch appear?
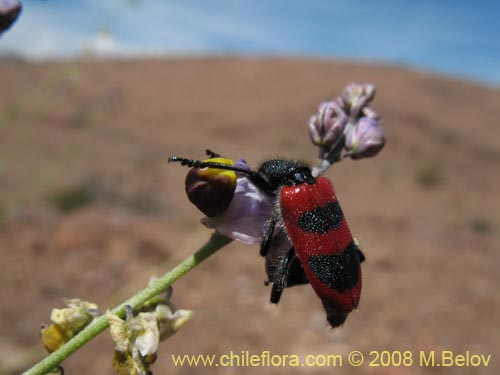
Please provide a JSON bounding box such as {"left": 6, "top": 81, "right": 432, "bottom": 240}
{"left": 23, "top": 232, "right": 233, "bottom": 375}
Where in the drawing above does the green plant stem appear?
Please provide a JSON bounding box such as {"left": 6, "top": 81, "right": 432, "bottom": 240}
{"left": 23, "top": 232, "right": 233, "bottom": 375}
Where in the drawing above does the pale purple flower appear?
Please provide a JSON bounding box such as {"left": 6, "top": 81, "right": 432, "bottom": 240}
{"left": 345, "top": 117, "right": 386, "bottom": 159}
{"left": 181, "top": 156, "right": 272, "bottom": 244}
{"left": 201, "top": 175, "right": 273, "bottom": 244}
{"left": 308, "top": 101, "right": 347, "bottom": 149}
{"left": 361, "top": 106, "right": 381, "bottom": 121}
{"left": 342, "top": 83, "right": 376, "bottom": 119}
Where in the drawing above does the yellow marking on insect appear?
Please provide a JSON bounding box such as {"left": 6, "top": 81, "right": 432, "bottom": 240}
{"left": 199, "top": 157, "right": 237, "bottom": 183}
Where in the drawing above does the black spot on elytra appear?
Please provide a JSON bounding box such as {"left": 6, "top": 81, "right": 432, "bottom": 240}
{"left": 308, "top": 242, "right": 361, "bottom": 293}
{"left": 298, "top": 202, "right": 343, "bottom": 234}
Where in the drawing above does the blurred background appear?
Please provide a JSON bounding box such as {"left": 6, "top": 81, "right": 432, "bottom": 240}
{"left": 0, "top": 1, "right": 499, "bottom": 374}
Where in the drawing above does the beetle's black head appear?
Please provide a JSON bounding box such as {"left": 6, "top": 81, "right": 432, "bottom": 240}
{"left": 257, "top": 159, "right": 315, "bottom": 192}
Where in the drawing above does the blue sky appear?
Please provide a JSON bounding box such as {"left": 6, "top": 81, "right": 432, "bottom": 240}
{"left": 1, "top": 0, "right": 499, "bottom": 86}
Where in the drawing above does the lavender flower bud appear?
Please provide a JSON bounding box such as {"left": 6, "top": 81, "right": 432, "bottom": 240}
{"left": 333, "top": 96, "right": 347, "bottom": 111}
{"left": 342, "top": 83, "right": 376, "bottom": 118}
{"left": 0, "top": 0, "right": 21, "bottom": 33}
{"left": 185, "top": 157, "right": 238, "bottom": 217}
{"left": 308, "top": 101, "right": 347, "bottom": 149}
{"left": 361, "top": 106, "right": 381, "bottom": 120}
{"left": 345, "top": 117, "right": 386, "bottom": 159}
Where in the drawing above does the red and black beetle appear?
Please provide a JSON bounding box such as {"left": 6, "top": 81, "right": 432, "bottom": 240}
{"left": 169, "top": 150, "right": 365, "bottom": 328}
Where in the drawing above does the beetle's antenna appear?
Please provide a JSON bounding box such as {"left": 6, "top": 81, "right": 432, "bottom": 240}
{"left": 168, "top": 156, "right": 251, "bottom": 173}
{"left": 168, "top": 156, "right": 272, "bottom": 193}
{"left": 205, "top": 149, "right": 220, "bottom": 158}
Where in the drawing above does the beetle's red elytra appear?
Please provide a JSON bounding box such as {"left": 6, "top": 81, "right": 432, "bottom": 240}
{"left": 280, "top": 176, "right": 362, "bottom": 327}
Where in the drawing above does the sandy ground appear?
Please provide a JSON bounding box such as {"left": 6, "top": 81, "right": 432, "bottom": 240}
{"left": 0, "top": 57, "right": 499, "bottom": 374}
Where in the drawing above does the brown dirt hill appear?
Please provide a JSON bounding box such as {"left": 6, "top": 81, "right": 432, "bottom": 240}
{"left": 0, "top": 58, "right": 499, "bottom": 374}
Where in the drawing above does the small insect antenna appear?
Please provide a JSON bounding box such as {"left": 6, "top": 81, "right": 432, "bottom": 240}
{"left": 205, "top": 149, "right": 220, "bottom": 158}
{"left": 168, "top": 156, "right": 272, "bottom": 193}
{"left": 168, "top": 156, "right": 251, "bottom": 173}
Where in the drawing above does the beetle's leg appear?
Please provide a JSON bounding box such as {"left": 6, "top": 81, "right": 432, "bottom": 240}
{"left": 357, "top": 248, "right": 366, "bottom": 263}
{"left": 205, "top": 149, "right": 220, "bottom": 158}
{"left": 269, "top": 248, "right": 309, "bottom": 304}
{"left": 285, "top": 255, "right": 309, "bottom": 287}
{"left": 260, "top": 215, "right": 277, "bottom": 257}
{"left": 270, "top": 247, "right": 295, "bottom": 304}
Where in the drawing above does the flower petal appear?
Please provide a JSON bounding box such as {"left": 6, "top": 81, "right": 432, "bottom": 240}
{"left": 201, "top": 176, "right": 273, "bottom": 244}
